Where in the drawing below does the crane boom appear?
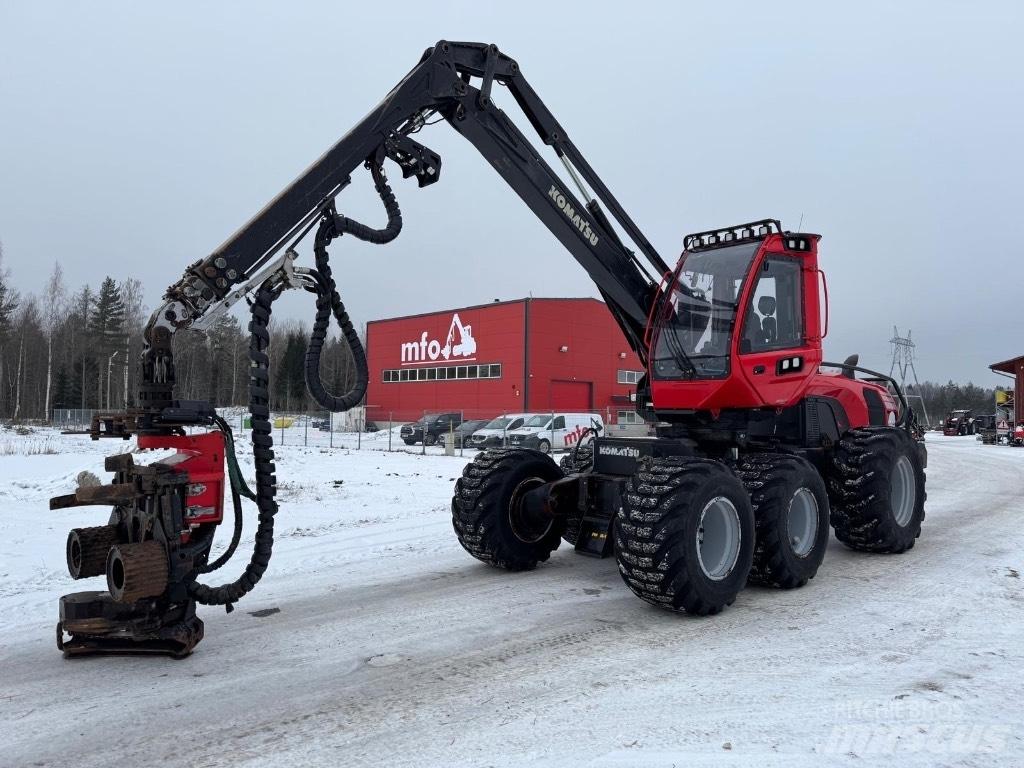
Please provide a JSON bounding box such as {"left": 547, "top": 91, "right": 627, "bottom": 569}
{"left": 149, "top": 41, "right": 667, "bottom": 407}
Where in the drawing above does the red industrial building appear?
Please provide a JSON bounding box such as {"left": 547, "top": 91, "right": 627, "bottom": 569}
{"left": 365, "top": 298, "right": 644, "bottom": 423}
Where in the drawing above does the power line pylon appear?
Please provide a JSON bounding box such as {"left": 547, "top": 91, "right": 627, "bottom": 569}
{"left": 889, "top": 326, "right": 929, "bottom": 427}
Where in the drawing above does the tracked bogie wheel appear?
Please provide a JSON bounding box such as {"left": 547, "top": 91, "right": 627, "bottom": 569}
{"left": 614, "top": 456, "right": 754, "bottom": 615}
{"left": 557, "top": 445, "right": 594, "bottom": 545}
{"left": 733, "top": 454, "right": 830, "bottom": 589}
{"left": 828, "top": 427, "right": 926, "bottom": 553}
{"left": 452, "top": 449, "right": 563, "bottom": 570}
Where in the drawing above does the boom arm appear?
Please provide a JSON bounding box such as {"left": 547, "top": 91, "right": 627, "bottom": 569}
{"left": 145, "top": 41, "right": 668, "bottom": 410}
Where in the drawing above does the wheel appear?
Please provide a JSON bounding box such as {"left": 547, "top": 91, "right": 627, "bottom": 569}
{"left": 536, "top": 439, "right": 551, "bottom": 454}
{"left": 424, "top": 433, "right": 438, "bottom": 447}
{"left": 558, "top": 445, "right": 594, "bottom": 545}
{"left": 733, "top": 454, "right": 830, "bottom": 589}
{"left": 403, "top": 439, "right": 416, "bottom": 446}
{"left": 828, "top": 427, "right": 926, "bottom": 553}
{"left": 451, "top": 449, "right": 563, "bottom": 570}
{"left": 614, "top": 456, "right": 754, "bottom": 615}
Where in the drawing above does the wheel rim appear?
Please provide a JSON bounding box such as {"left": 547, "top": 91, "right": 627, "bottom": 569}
{"left": 787, "top": 487, "right": 819, "bottom": 558}
{"left": 890, "top": 454, "right": 916, "bottom": 527}
{"left": 538, "top": 441, "right": 550, "bottom": 454}
{"left": 696, "top": 496, "right": 742, "bottom": 581}
{"left": 508, "top": 476, "right": 553, "bottom": 544}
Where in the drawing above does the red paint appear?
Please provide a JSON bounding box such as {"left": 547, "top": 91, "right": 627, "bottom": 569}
{"left": 366, "top": 298, "right": 641, "bottom": 423}
{"left": 137, "top": 432, "right": 225, "bottom": 528}
{"left": 649, "top": 233, "right": 896, "bottom": 428}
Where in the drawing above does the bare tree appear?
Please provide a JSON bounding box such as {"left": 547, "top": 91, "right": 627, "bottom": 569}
{"left": 43, "top": 262, "right": 67, "bottom": 420}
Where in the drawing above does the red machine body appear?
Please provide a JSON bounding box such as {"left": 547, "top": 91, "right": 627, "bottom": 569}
{"left": 137, "top": 432, "right": 226, "bottom": 531}
{"left": 647, "top": 229, "right": 898, "bottom": 428}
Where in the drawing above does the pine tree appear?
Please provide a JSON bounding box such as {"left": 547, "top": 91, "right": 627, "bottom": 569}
{"left": 89, "top": 277, "right": 127, "bottom": 408}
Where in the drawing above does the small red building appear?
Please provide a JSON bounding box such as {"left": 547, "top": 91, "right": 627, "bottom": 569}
{"left": 365, "top": 298, "right": 644, "bottom": 423}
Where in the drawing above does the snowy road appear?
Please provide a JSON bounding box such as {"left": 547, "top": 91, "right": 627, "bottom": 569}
{"left": 0, "top": 431, "right": 1021, "bottom": 767}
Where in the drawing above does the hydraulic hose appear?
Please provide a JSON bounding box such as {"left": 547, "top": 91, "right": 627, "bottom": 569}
{"left": 188, "top": 162, "right": 403, "bottom": 608}
{"left": 188, "top": 282, "right": 280, "bottom": 609}
{"left": 304, "top": 162, "right": 401, "bottom": 412}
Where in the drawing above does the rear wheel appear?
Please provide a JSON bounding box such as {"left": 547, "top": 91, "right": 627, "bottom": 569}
{"left": 614, "top": 457, "right": 754, "bottom": 615}
{"left": 452, "top": 449, "right": 563, "bottom": 570}
{"left": 733, "top": 454, "right": 830, "bottom": 588}
{"left": 558, "top": 445, "right": 594, "bottom": 545}
{"left": 828, "top": 427, "right": 926, "bottom": 553}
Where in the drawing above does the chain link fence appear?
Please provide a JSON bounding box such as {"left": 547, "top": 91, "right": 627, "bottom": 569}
{"left": 51, "top": 405, "right": 654, "bottom": 454}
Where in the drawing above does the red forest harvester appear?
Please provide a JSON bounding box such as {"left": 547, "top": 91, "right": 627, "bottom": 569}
{"left": 52, "top": 41, "right": 927, "bottom": 657}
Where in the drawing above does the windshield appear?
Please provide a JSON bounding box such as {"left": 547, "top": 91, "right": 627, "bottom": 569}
{"left": 652, "top": 242, "right": 759, "bottom": 380}
{"left": 523, "top": 415, "right": 550, "bottom": 428}
{"left": 484, "top": 417, "right": 513, "bottom": 429}
{"left": 418, "top": 413, "right": 440, "bottom": 424}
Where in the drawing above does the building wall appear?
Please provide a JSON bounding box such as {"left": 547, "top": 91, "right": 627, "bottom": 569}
{"left": 525, "top": 299, "right": 642, "bottom": 419}
{"left": 366, "top": 301, "right": 526, "bottom": 422}
{"left": 365, "top": 298, "right": 644, "bottom": 424}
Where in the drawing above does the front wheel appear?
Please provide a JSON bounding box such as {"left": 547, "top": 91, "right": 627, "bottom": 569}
{"left": 615, "top": 457, "right": 754, "bottom": 615}
{"left": 828, "top": 427, "right": 926, "bottom": 553}
{"left": 452, "top": 449, "right": 563, "bottom": 570}
{"left": 424, "top": 433, "right": 438, "bottom": 447}
{"left": 536, "top": 439, "right": 551, "bottom": 454}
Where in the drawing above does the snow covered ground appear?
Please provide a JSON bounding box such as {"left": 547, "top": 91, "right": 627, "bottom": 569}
{"left": 0, "top": 428, "right": 1021, "bottom": 767}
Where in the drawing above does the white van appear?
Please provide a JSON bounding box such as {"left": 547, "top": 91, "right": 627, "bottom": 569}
{"left": 465, "top": 413, "right": 534, "bottom": 449}
{"left": 505, "top": 413, "right": 604, "bottom": 454}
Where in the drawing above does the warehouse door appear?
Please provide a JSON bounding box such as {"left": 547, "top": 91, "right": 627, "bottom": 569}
{"left": 550, "top": 380, "right": 592, "bottom": 410}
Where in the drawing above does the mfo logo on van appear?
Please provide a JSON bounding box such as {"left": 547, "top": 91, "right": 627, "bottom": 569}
{"left": 401, "top": 313, "right": 477, "bottom": 365}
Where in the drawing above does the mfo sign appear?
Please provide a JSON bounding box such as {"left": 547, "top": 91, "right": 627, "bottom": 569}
{"left": 401, "top": 313, "right": 477, "bottom": 366}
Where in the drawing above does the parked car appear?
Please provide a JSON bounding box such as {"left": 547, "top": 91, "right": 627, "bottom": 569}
{"left": 451, "top": 419, "right": 489, "bottom": 448}
{"left": 400, "top": 412, "right": 463, "bottom": 446}
{"left": 466, "top": 413, "right": 533, "bottom": 449}
{"left": 505, "top": 413, "right": 604, "bottom": 453}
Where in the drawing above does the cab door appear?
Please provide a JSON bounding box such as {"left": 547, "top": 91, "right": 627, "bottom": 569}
{"left": 736, "top": 253, "right": 811, "bottom": 407}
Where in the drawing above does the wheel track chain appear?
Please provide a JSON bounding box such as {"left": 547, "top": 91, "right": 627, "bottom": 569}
{"left": 451, "top": 448, "right": 550, "bottom": 571}
{"left": 614, "top": 456, "right": 733, "bottom": 615}
{"left": 732, "top": 453, "right": 818, "bottom": 588}
{"left": 827, "top": 427, "right": 927, "bottom": 553}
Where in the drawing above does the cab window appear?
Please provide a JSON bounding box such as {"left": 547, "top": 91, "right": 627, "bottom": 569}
{"left": 741, "top": 256, "right": 804, "bottom": 353}
{"left": 552, "top": 416, "right": 566, "bottom": 429}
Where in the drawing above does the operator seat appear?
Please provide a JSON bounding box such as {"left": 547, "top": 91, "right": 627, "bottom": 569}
{"left": 758, "top": 295, "right": 777, "bottom": 345}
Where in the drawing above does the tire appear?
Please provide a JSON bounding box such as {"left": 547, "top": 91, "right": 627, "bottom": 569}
{"left": 536, "top": 439, "right": 551, "bottom": 454}
{"left": 614, "top": 456, "right": 754, "bottom": 615}
{"left": 424, "top": 433, "right": 438, "bottom": 447}
{"left": 733, "top": 454, "right": 830, "bottom": 589}
{"left": 403, "top": 439, "right": 416, "bottom": 446}
{"left": 558, "top": 445, "right": 594, "bottom": 545}
{"left": 828, "top": 427, "right": 926, "bottom": 553}
{"left": 452, "top": 449, "right": 563, "bottom": 570}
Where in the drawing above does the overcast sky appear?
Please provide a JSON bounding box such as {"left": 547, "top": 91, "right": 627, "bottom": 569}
{"left": 1, "top": 1, "right": 1021, "bottom": 384}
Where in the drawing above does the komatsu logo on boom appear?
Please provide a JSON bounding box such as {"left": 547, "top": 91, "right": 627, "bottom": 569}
{"left": 401, "top": 312, "right": 477, "bottom": 365}
{"left": 549, "top": 185, "right": 599, "bottom": 246}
